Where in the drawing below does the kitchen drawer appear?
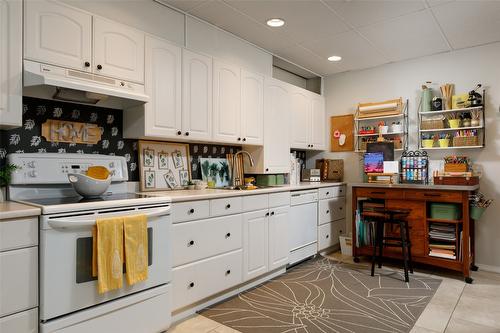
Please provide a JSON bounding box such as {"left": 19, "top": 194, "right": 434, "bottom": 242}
{"left": 0, "top": 308, "right": 38, "bottom": 333}
{"left": 318, "top": 197, "right": 345, "bottom": 225}
{"left": 210, "top": 197, "right": 242, "bottom": 217}
{"left": 404, "top": 190, "right": 462, "bottom": 202}
{"left": 317, "top": 220, "right": 344, "bottom": 252}
{"left": 318, "top": 186, "right": 345, "bottom": 200}
{"left": 172, "top": 214, "right": 242, "bottom": 267}
{"left": 242, "top": 194, "right": 268, "bottom": 212}
{"left": 269, "top": 192, "right": 290, "bottom": 207}
{"left": 0, "top": 247, "right": 38, "bottom": 317}
{"left": 355, "top": 188, "right": 403, "bottom": 199}
{"left": 172, "top": 249, "right": 243, "bottom": 310}
{"left": 0, "top": 218, "right": 38, "bottom": 252}
{"left": 172, "top": 200, "right": 210, "bottom": 223}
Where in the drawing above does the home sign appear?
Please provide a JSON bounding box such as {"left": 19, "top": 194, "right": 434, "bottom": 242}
{"left": 41, "top": 119, "right": 102, "bottom": 144}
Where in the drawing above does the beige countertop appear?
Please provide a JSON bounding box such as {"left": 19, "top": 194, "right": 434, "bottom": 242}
{"left": 349, "top": 182, "right": 479, "bottom": 191}
{"left": 0, "top": 201, "right": 41, "bottom": 220}
{"left": 142, "top": 182, "right": 345, "bottom": 202}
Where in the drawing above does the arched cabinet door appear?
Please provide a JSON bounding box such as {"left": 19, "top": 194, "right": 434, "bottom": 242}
{"left": 290, "top": 87, "right": 311, "bottom": 150}
{"left": 241, "top": 70, "right": 264, "bottom": 146}
{"left": 93, "top": 17, "right": 145, "bottom": 83}
{"left": 24, "top": 0, "right": 92, "bottom": 71}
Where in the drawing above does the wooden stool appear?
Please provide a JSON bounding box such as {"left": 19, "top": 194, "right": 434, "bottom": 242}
{"left": 368, "top": 209, "right": 413, "bottom": 282}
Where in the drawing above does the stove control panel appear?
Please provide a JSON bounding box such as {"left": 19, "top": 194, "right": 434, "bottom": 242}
{"left": 8, "top": 153, "right": 128, "bottom": 184}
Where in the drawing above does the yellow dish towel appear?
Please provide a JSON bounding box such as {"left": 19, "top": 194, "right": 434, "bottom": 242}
{"left": 123, "top": 214, "right": 148, "bottom": 285}
{"left": 95, "top": 216, "right": 124, "bottom": 294}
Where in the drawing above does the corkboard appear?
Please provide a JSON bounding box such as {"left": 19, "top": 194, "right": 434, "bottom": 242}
{"left": 330, "top": 115, "right": 354, "bottom": 152}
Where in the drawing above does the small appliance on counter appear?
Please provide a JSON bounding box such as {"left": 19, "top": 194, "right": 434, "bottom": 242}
{"left": 301, "top": 168, "right": 321, "bottom": 182}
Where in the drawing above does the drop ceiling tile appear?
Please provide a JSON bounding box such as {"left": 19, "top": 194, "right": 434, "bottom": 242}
{"left": 426, "top": 0, "right": 455, "bottom": 8}
{"left": 324, "top": 0, "right": 425, "bottom": 28}
{"left": 159, "top": 0, "right": 209, "bottom": 13}
{"left": 189, "top": 0, "right": 294, "bottom": 53}
{"left": 301, "top": 30, "right": 388, "bottom": 72}
{"left": 223, "top": 0, "right": 350, "bottom": 44}
{"left": 431, "top": 1, "right": 500, "bottom": 49}
{"left": 276, "top": 45, "right": 342, "bottom": 76}
{"left": 359, "top": 10, "right": 450, "bottom": 62}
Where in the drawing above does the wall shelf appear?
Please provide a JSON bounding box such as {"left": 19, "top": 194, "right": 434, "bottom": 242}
{"left": 419, "top": 126, "right": 483, "bottom": 132}
{"left": 419, "top": 105, "right": 483, "bottom": 115}
{"left": 422, "top": 145, "right": 484, "bottom": 150}
{"left": 355, "top": 113, "right": 405, "bottom": 121}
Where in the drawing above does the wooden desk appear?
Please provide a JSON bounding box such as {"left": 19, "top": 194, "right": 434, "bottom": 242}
{"left": 350, "top": 183, "right": 479, "bottom": 283}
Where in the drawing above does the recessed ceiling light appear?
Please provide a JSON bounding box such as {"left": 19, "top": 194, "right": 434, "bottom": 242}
{"left": 266, "top": 18, "right": 285, "bottom": 27}
{"left": 328, "top": 55, "right": 342, "bottom": 62}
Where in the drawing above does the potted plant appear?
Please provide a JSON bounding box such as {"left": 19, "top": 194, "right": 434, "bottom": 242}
{"left": 0, "top": 164, "right": 20, "bottom": 202}
{"left": 187, "top": 180, "right": 195, "bottom": 190}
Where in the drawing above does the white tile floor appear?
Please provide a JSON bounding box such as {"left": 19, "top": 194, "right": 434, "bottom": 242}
{"left": 168, "top": 252, "right": 500, "bottom": 333}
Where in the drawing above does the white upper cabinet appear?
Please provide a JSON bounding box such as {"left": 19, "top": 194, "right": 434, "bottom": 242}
{"left": 0, "top": 0, "right": 22, "bottom": 129}
{"left": 93, "top": 17, "right": 145, "bottom": 83}
{"left": 263, "top": 78, "right": 290, "bottom": 173}
{"left": 310, "top": 94, "right": 326, "bottom": 150}
{"left": 240, "top": 70, "right": 264, "bottom": 145}
{"left": 143, "top": 36, "right": 182, "bottom": 138}
{"left": 213, "top": 60, "right": 241, "bottom": 144}
{"left": 268, "top": 205, "right": 289, "bottom": 271}
{"left": 290, "top": 88, "right": 311, "bottom": 150}
{"left": 182, "top": 49, "right": 212, "bottom": 141}
{"left": 24, "top": 0, "right": 92, "bottom": 71}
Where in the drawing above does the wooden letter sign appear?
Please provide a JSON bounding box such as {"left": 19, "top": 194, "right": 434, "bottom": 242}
{"left": 41, "top": 119, "right": 102, "bottom": 144}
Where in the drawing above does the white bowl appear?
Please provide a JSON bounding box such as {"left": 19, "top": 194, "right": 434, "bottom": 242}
{"left": 68, "top": 173, "right": 111, "bottom": 198}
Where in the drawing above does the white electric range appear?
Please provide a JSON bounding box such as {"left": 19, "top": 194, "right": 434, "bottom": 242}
{"left": 8, "top": 153, "right": 172, "bottom": 333}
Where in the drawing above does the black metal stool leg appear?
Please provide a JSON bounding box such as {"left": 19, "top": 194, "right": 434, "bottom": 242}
{"left": 371, "top": 221, "right": 378, "bottom": 277}
{"left": 377, "top": 221, "right": 383, "bottom": 268}
{"left": 399, "top": 221, "right": 410, "bottom": 282}
{"left": 404, "top": 220, "right": 413, "bottom": 274}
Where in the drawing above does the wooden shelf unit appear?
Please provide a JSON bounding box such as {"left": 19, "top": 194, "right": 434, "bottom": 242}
{"left": 352, "top": 185, "right": 477, "bottom": 282}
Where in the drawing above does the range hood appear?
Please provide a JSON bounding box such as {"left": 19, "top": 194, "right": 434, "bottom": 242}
{"left": 23, "top": 60, "right": 149, "bottom": 109}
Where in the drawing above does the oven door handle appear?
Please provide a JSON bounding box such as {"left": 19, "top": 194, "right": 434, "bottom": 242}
{"left": 47, "top": 206, "right": 171, "bottom": 229}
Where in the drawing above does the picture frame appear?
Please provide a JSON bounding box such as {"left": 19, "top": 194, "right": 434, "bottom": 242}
{"left": 138, "top": 140, "right": 191, "bottom": 192}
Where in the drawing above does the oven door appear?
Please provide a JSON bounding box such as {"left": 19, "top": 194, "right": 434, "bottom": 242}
{"left": 39, "top": 205, "right": 171, "bottom": 321}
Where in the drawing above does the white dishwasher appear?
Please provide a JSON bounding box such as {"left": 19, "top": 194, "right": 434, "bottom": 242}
{"left": 289, "top": 189, "right": 318, "bottom": 265}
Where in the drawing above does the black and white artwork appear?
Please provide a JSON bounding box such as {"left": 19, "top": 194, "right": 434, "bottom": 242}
{"left": 144, "top": 170, "right": 155, "bottom": 188}
{"left": 158, "top": 152, "right": 169, "bottom": 169}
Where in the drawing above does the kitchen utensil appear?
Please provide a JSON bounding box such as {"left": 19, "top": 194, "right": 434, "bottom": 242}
{"left": 468, "top": 84, "right": 483, "bottom": 107}
{"left": 68, "top": 173, "right": 111, "bottom": 197}
{"left": 431, "top": 97, "right": 442, "bottom": 111}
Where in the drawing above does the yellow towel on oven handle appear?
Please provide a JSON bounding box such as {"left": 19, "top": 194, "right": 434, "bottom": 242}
{"left": 96, "top": 216, "right": 124, "bottom": 294}
{"left": 123, "top": 214, "right": 148, "bottom": 285}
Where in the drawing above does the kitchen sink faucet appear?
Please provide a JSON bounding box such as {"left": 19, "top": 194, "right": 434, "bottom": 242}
{"left": 231, "top": 150, "right": 255, "bottom": 188}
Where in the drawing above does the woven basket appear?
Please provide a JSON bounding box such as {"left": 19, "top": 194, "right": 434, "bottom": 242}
{"left": 444, "top": 163, "right": 468, "bottom": 173}
{"left": 452, "top": 136, "right": 479, "bottom": 147}
{"left": 421, "top": 119, "right": 444, "bottom": 130}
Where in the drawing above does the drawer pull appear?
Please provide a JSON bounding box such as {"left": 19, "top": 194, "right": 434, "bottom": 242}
{"left": 326, "top": 210, "right": 330, "bottom": 214}
{"left": 189, "top": 282, "right": 195, "bottom": 288}
{"left": 226, "top": 270, "right": 231, "bottom": 275}
{"left": 265, "top": 212, "right": 270, "bottom": 217}
{"left": 424, "top": 193, "right": 441, "bottom": 197}
{"left": 188, "top": 240, "right": 195, "bottom": 246}
{"left": 225, "top": 232, "right": 231, "bottom": 238}
{"left": 189, "top": 208, "right": 195, "bottom": 214}
{"left": 326, "top": 234, "right": 329, "bottom": 239}
{"left": 326, "top": 192, "right": 330, "bottom": 195}
{"left": 371, "top": 191, "right": 385, "bottom": 195}
{"left": 339, "top": 207, "right": 343, "bottom": 210}
{"left": 226, "top": 204, "right": 231, "bottom": 209}
{"left": 271, "top": 211, "right": 275, "bottom": 216}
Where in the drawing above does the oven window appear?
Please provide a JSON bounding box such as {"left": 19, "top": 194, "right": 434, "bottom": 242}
{"left": 76, "top": 228, "right": 153, "bottom": 284}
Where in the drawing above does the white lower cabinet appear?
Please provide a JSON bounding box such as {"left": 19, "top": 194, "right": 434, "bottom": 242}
{"left": 318, "top": 197, "right": 345, "bottom": 225}
{"left": 268, "top": 205, "right": 289, "bottom": 270}
{"left": 0, "top": 308, "right": 37, "bottom": 333}
{"left": 243, "top": 210, "right": 269, "bottom": 281}
{"left": 172, "top": 214, "right": 242, "bottom": 267}
{"left": 172, "top": 249, "right": 243, "bottom": 310}
{"left": 318, "top": 220, "right": 345, "bottom": 252}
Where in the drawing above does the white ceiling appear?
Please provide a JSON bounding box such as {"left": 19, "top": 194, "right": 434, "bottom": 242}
{"left": 161, "top": 0, "right": 500, "bottom": 77}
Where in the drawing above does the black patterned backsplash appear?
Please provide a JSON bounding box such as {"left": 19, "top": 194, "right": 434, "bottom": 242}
{"left": 0, "top": 97, "right": 240, "bottom": 183}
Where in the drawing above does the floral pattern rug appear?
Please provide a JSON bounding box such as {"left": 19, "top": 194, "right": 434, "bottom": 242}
{"left": 200, "top": 256, "right": 441, "bottom": 333}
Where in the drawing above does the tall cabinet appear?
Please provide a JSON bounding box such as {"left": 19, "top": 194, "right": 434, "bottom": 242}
{"left": 0, "top": 0, "right": 22, "bottom": 129}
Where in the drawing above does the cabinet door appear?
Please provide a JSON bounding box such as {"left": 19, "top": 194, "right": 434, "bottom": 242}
{"left": 0, "top": 0, "right": 22, "bottom": 129}
{"left": 213, "top": 61, "right": 241, "bottom": 143}
{"left": 310, "top": 94, "right": 326, "bottom": 150}
{"left": 268, "top": 205, "right": 289, "bottom": 270}
{"left": 93, "top": 17, "right": 145, "bottom": 83}
{"left": 290, "top": 88, "right": 311, "bottom": 149}
{"left": 241, "top": 69, "right": 264, "bottom": 145}
{"left": 263, "top": 78, "right": 290, "bottom": 173}
{"left": 182, "top": 49, "right": 212, "bottom": 141}
{"left": 243, "top": 210, "right": 269, "bottom": 281}
{"left": 144, "top": 36, "right": 182, "bottom": 138}
{"left": 24, "top": 0, "right": 92, "bottom": 71}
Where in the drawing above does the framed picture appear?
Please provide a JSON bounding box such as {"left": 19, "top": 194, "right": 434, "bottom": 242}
{"left": 144, "top": 170, "right": 155, "bottom": 188}
{"left": 179, "top": 170, "right": 189, "bottom": 186}
{"left": 138, "top": 140, "right": 191, "bottom": 191}
{"left": 158, "top": 152, "right": 169, "bottom": 169}
{"left": 143, "top": 148, "right": 155, "bottom": 167}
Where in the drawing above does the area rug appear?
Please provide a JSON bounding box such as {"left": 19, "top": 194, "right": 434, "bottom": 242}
{"left": 200, "top": 256, "right": 441, "bottom": 333}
